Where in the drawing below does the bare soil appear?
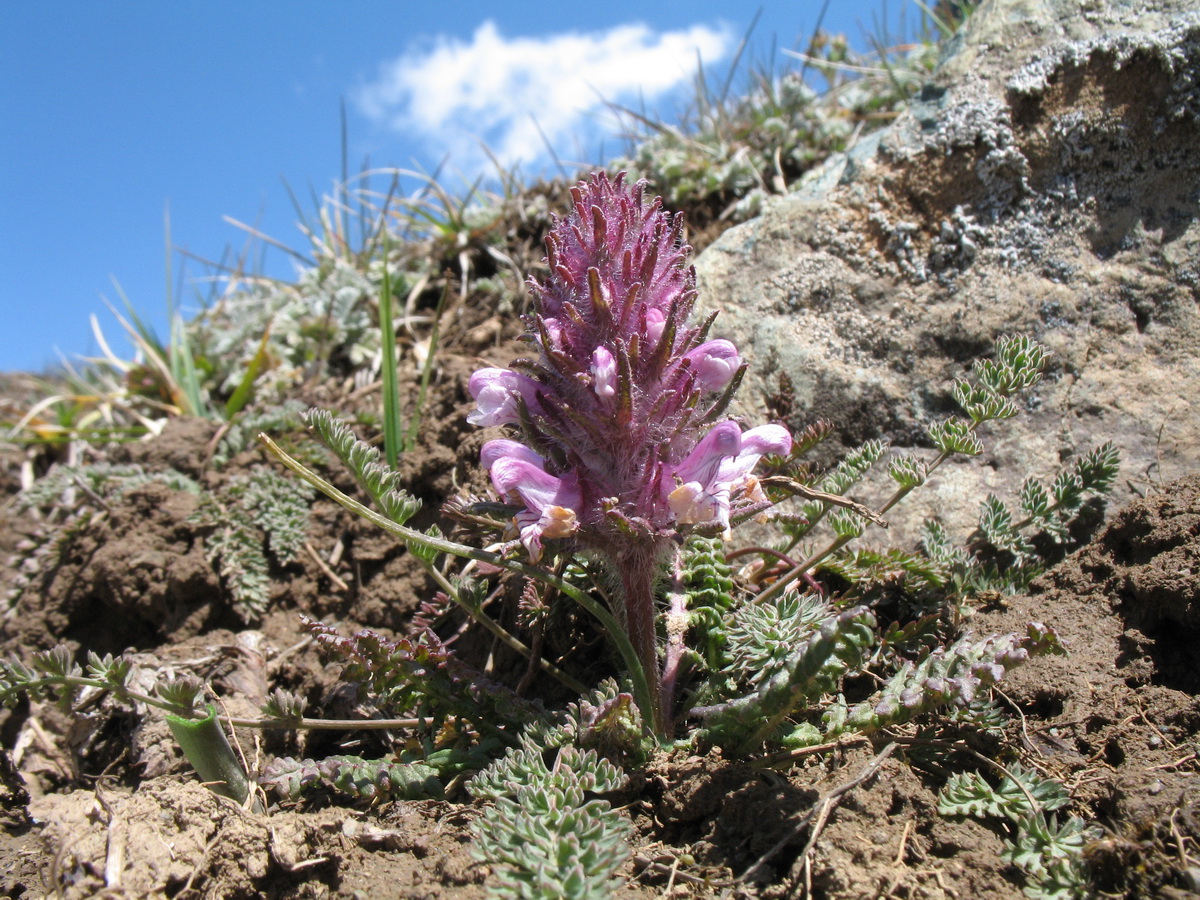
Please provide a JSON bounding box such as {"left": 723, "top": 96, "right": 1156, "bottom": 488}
{"left": 0, "top": 348, "right": 1197, "bottom": 897}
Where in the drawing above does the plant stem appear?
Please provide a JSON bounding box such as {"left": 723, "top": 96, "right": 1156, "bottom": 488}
{"left": 616, "top": 549, "right": 664, "bottom": 735}
{"left": 378, "top": 230, "right": 403, "bottom": 467}
{"left": 165, "top": 705, "right": 250, "bottom": 805}
{"left": 751, "top": 534, "right": 853, "bottom": 607}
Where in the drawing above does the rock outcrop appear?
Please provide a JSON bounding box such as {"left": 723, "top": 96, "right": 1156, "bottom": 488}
{"left": 695, "top": 0, "right": 1200, "bottom": 544}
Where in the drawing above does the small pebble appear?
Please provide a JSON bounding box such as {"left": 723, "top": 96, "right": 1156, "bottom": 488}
{"left": 1182, "top": 867, "right": 1200, "bottom": 892}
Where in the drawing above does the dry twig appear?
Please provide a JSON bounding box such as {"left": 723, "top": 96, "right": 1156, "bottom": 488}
{"left": 739, "top": 742, "right": 897, "bottom": 890}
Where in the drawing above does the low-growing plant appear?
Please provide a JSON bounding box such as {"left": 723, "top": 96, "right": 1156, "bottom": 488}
{"left": 940, "top": 762, "right": 1099, "bottom": 898}
{"left": 610, "top": 9, "right": 965, "bottom": 225}
{"left": 189, "top": 465, "right": 314, "bottom": 621}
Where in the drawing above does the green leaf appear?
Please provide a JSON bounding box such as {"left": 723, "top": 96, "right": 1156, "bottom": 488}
{"left": 952, "top": 378, "right": 1018, "bottom": 424}
{"left": 939, "top": 763, "right": 1069, "bottom": 822}
{"left": 378, "top": 231, "right": 404, "bottom": 467}
{"left": 979, "top": 494, "right": 1034, "bottom": 560}
{"left": 1019, "top": 478, "right": 1051, "bottom": 522}
{"left": 929, "top": 416, "right": 983, "bottom": 456}
{"left": 888, "top": 454, "right": 927, "bottom": 488}
{"left": 1074, "top": 441, "right": 1119, "bottom": 493}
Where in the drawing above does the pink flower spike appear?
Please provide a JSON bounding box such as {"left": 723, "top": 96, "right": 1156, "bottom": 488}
{"left": 489, "top": 457, "right": 581, "bottom": 562}
{"left": 467, "top": 368, "right": 538, "bottom": 427}
{"left": 684, "top": 339, "right": 741, "bottom": 392}
{"left": 591, "top": 346, "right": 617, "bottom": 399}
{"left": 480, "top": 439, "right": 543, "bottom": 472}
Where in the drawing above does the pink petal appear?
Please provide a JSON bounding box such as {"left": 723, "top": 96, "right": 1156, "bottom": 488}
{"left": 489, "top": 458, "right": 580, "bottom": 562}
{"left": 591, "top": 346, "right": 617, "bottom": 399}
{"left": 518, "top": 505, "right": 578, "bottom": 562}
{"left": 715, "top": 424, "right": 791, "bottom": 485}
{"left": 670, "top": 421, "right": 742, "bottom": 488}
{"left": 541, "top": 317, "right": 564, "bottom": 351}
{"left": 480, "top": 439, "right": 544, "bottom": 472}
{"left": 685, "top": 339, "right": 741, "bottom": 392}
{"left": 738, "top": 424, "right": 792, "bottom": 459}
{"left": 490, "top": 459, "right": 582, "bottom": 521}
{"left": 467, "top": 368, "right": 538, "bottom": 427}
{"left": 645, "top": 307, "right": 666, "bottom": 345}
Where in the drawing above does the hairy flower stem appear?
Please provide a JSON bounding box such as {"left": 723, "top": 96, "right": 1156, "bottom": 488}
{"left": 617, "top": 548, "right": 666, "bottom": 734}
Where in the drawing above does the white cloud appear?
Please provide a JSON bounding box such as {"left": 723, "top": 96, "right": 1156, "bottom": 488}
{"left": 354, "top": 20, "right": 734, "bottom": 177}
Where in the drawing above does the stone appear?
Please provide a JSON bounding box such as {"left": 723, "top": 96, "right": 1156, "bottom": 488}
{"left": 694, "top": 0, "right": 1200, "bottom": 547}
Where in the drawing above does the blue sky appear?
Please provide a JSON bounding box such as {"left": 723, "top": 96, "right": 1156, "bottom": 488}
{"left": 1, "top": 0, "right": 922, "bottom": 373}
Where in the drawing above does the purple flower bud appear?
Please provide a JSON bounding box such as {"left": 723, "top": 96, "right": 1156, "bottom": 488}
{"left": 467, "top": 368, "right": 539, "bottom": 427}
{"left": 541, "top": 317, "right": 564, "bottom": 351}
{"left": 683, "top": 339, "right": 741, "bottom": 392}
{"left": 645, "top": 307, "right": 666, "bottom": 344}
{"left": 590, "top": 346, "right": 617, "bottom": 400}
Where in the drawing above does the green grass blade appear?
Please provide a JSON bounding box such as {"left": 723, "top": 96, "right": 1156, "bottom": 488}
{"left": 378, "top": 230, "right": 404, "bottom": 467}
{"left": 405, "top": 279, "right": 447, "bottom": 451}
{"left": 170, "top": 311, "right": 206, "bottom": 417}
{"left": 223, "top": 321, "right": 272, "bottom": 420}
{"left": 109, "top": 276, "right": 165, "bottom": 355}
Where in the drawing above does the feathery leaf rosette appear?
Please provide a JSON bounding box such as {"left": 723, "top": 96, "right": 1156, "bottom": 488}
{"left": 466, "top": 172, "right": 790, "bottom": 560}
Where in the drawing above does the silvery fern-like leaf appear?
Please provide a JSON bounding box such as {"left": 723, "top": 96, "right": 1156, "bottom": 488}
{"left": 888, "top": 454, "right": 927, "bottom": 488}
{"left": 929, "top": 416, "right": 984, "bottom": 456}
{"left": 475, "top": 786, "right": 630, "bottom": 900}
{"left": 1019, "top": 478, "right": 1051, "bottom": 523}
{"left": 952, "top": 378, "right": 1018, "bottom": 423}
{"left": 979, "top": 495, "right": 1035, "bottom": 561}
{"left": 470, "top": 717, "right": 630, "bottom": 899}
{"left": 938, "top": 763, "right": 1069, "bottom": 821}
{"left": 1003, "top": 813, "right": 1096, "bottom": 900}
{"left": 304, "top": 408, "right": 421, "bottom": 525}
